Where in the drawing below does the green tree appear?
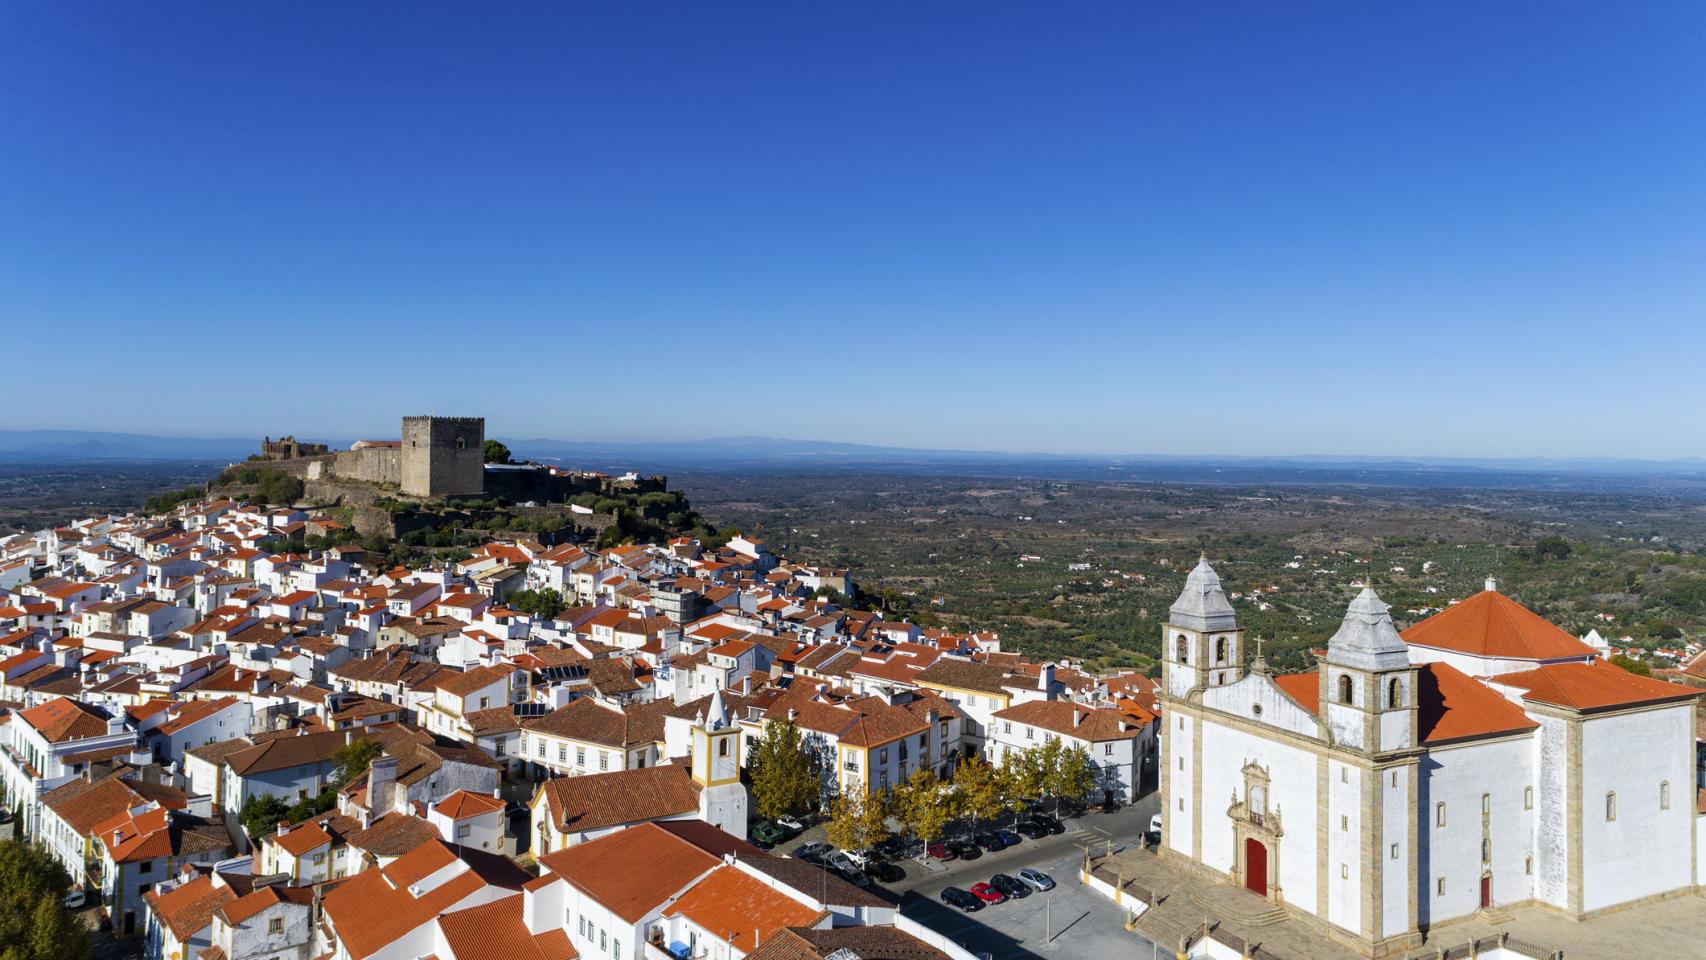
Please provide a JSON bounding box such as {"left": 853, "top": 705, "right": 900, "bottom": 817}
{"left": 510, "top": 589, "right": 566, "bottom": 620}
{"left": 332, "top": 738, "right": 383, "bottom": 787}
{"left": 483, "top": 439, "right": 512, "bottom": 464}
{"left": 1533, "top": 536, "right": 1573, "bottom": 562}
{"left": 1611, "top": 653, "right": 1653, "bottom": 677}
{"left": 748, "top": 721, "right": 820, "bottom": 820}
{"left": 894, "top": 767, "right": 951, "bottom": 843}
{"left": 0, "top": 841, "right": 89, "bottom": 960}
{"left": 238, "top": 793, "right": 289, "bottom": 839}
{"left": 951, "top": 756, "right": 1002, "bottom": 829}
{"left": 1048, "top": 745, "right": 1099, "bottom": 807}
{"left": 824, "top": 788, "right": 890, "bottom": 854}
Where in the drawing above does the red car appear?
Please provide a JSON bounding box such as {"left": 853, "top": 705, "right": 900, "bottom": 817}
{"left": 969, "top": 882, "right": 1007, "bottom": 904}
{"left": 926, "top": 841, "right": 955, "bottom": 861}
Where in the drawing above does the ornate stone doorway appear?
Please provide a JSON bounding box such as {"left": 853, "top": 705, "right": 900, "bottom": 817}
{"left": 1245, "top": 838, "right": 1268, "bottom": 896}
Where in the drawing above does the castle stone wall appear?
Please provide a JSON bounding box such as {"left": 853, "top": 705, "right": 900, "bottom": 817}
{"left": 331, "top": 447, "right": 401, "bottom": 486}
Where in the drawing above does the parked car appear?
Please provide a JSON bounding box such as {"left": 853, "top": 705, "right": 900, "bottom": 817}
{"left": 874, "top": 836, "right": 912, "bottom": 860}
{"left": 992, "top": 829, "right": 1021, "bottom": 847}
{"left": 61, "top": 890, "right": 86, "bottom": 910}
{"left": 1014, "top": 819, "right": 1050, "bottom": 840}
{"left": 793, "top": 841, "right": 832, "bottom": 864}
{"left": 751, "top": 820, "right": 787, "bottom": 845}
{"left": 1026, "top": 813, "right": 1065, "bottom": 834}
{"left": 776, "top": 814, "right": 805, "bottom": 833}
{"left": 940, "top": 887, "right": 982, "bottom": 912}
{"left": 968, "top": 881, "right": 1007, "bottom": 905}
{"left": 926, "top": 841, "right": 955, "bottom": 861}
{"left": 972, "top": 832, "right": 1005, "bottom": 852}
{"left": 946, "top": 838, "right": 982, "bottom": 860}
{"left": 988, "top": 873, "right": 1030, "bottom": 898}
{"left": 825, "top": 851, "right": 857, "bottom": 874}
{"left": 837, "top": 866, "right": 872, "bottom": 888}
{"left": 1016, "top": 868, "right": 1056, "bottom": 891}
{"left": 843, "top": 847, "right": 871, "bottom": 869}
{"left": 865, "top": 861, "right": 905, "bottom": 884}
{"left": 1149, "top": 814, "right": 1163, "bottom": 835}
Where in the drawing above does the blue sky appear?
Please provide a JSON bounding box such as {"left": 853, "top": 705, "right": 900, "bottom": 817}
{"left": 3, "top": 2, "right": 1703, "bottom": 457}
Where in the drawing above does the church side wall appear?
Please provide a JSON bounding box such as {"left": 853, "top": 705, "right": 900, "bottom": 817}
{"left": 1418, "top": 735, "right": 1534, "bottom": 926}
{"left": 1381, "top": 763, "right": 1412, "bottom": 937}
{"left": 1199, "top": 719, "right": 1321, "bottom": 914}
{"left": 1166, "top": 712, "right": 1195, "bottom": 857}
{"left": 1579, "top": 704, "right": 1694, "bottom": 912}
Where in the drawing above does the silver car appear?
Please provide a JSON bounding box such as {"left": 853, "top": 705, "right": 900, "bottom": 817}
{"left": 1016, "top": 868, "right": 1055, "bottom": 891}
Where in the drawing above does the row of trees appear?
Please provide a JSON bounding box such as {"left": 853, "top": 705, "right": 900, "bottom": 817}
{"left": 749, "top": 720, "right": 1100, "bottom": 854}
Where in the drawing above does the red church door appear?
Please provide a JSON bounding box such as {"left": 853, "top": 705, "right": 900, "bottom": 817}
{"left": 1245, "top": 838, "right": 1267, "bottom": 896}
{"left": 1480, "top": 875, "right": 1492, "bottom": 908}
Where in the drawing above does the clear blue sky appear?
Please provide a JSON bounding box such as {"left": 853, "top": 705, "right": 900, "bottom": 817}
{"left": 3, "top": 3, "right": 1703, "bottom": 457}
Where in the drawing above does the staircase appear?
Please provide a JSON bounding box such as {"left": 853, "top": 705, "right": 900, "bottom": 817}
{"left": 1190, "top": 888, "right": 1289, "bottom": 926}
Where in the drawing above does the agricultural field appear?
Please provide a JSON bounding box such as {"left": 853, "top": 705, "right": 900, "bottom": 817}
{"left": 681, "top": 470, "right": 1706, "bottom": 674}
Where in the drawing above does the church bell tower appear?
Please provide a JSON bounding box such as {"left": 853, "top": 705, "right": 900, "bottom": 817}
{"left": 1162, "top": 557, "right": 1245, "bottom": 700}
{"left": 690, "top": 690, "right": 748, "bottom": 838}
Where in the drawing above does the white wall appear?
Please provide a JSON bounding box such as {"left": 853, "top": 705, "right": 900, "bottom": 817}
{"left": 1580, "top": 705, "right": 1694, "bottom": 913}
{"left": 1419, "top": 735, "right": 1534, "bottom": 926}
{"left": 1198, "top": 719, "right": 1321, "bottom": 915}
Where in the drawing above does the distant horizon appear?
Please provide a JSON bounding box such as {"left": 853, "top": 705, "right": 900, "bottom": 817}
{"left": 6, "top": 424, "right": 1706, "bottom": 469}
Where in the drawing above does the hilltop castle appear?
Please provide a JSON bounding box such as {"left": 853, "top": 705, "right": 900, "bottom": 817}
{"left": 260, "top": 415, "right": 486, "bottom": 498}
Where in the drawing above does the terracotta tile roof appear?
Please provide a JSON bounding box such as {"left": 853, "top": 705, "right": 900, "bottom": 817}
{"left": 437, "top": 894, "right": 576, "bottom": 960}
{"left": 1401, "top": 591, "right": 1595, "bottom": 661}
{"left": 42, "top": 775, "right": 151, "bottom": 835}
{"left": 434, "top": 789, "right": 504, "bottom": 820}
{"left": 217, "top": 884, "right": 312, "bottom": 926}
{"left": 538, "top": 765, "right": 700, "bottom": 834}
{"left": 18, "top": 697, "right": 112, "bottom": 743}
{"left": 437, "top": 665, "right": 509, "bottom": 698}
{"left": 536, "top": 821, "right": 722, "bottom": 922}
{"left": 144, "top": 875, "right": 237, "bottom": 941}
{"left": 990, "top": 701, "right": 1139, "bottom": 743}
{"left": 748, "top": 925, "right": 951, "bottom": 960}
{"left": 663, "top": 866, "right": 823, "bottom": 954}
{"left": 1273, "top": 673, "right": 1319, "bottom": 714}
{"left": 273, "top": 819, "right": 333, "bottom": 857}
{"left": 914, "top": 658, "right": 1016, "bottom": 697}
{"left": 322, "top": 840, "right": 530, "bottom": 960}
{"left": 1491, "top": 660, "right": 1700, "bottom": 712}
{"left": 224, "top": 729, "right": 348, "bottom": 776}
{"left": 347, "top": 812, "right": 442, "bottom": 858}
{"left": 1417, "top": 663, "right": 1539, "bottom": 743}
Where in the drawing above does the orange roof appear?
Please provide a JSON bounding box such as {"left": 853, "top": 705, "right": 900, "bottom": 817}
{"left": 1491, "top": 661, "right": 1699, "bottom": 712}
{"left": 218, "top": 884, "right": 312, "bottom": 926}
{"left": 1417, "top": 662, "right": 1538, "bottom": 743}
{"left": 663, "top": 866, "right": 823, "bottom": 952}
{"left": 537, "top": 821, "right": 720, "bottom": 922}
{"left": 434, "top": 789, "right": 504, "bottom": 820}
{"left": 1401, "top": 591, "right": 1594, "bottom": 661}
{"left": 18, "top": 697, "right": 111, "bottom": 742}
{"left": 272, "top": 820, "right": 332, "bottom": 857}
{"left": 144, "top": 876, "right": 237, "bottom": 941}
{"left": 437, "top": 894, "right": 576, "bottom": 960}
{"left": 1273, "top": 673, "right": 1319, "bottom": 714}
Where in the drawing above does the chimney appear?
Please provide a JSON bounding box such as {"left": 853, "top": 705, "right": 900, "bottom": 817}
{"left": 1073, "top": 708, "right": 1084, "bottom": 728}
{"left": 368, "top": 754, "right": 399, "bottom": 815}
{"left": 277, "top": 820, "right": 290, "bottom": 836}
{"left": 1039, "top": 662, "right": 1056, "bottom": 693}
{"left": 787, "top": 708, "right": 798, "bottom": 723}
{"left": 1484, "top": 576, "right": 1499, "bottom": 593}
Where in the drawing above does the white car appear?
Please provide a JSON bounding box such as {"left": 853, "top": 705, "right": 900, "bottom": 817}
{"left": 843, "top": 848, "right": 871, "bottom": 869}
{"left": 61, "top": 890, "right": 86, "bottom": 910}
{"left": 1149, "top": 814, "right": 1163, "bottom": 835}
{"left": 776, "top": 815, "right": 804, "bottom": 832}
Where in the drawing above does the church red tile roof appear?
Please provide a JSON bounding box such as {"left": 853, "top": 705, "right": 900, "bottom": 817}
{"left": 1401, "top": 591, "right": 1595, "bottom": 661}
{"left": 1416, "top": 662, "right": 1537, "bottom": 743}
{"left": 1491, "top": 660, "right": 1699, "bottom": 712}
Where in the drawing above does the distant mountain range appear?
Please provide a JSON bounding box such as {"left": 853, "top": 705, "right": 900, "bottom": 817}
{"left": 3, "top": 428, "right": 1705, "bottom": 482}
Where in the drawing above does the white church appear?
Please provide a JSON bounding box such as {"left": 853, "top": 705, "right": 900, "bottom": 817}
{"left": 1159, "top": 559, "right": 1702, "bottom": 957}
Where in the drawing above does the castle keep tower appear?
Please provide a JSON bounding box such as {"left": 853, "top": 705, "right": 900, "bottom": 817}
{"left": 400, "top": 416, "right": 485, "bottom": 498}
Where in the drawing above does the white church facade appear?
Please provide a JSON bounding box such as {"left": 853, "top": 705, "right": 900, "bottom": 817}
{"left": 1159, "top": 560, "right": 1701, "bottom": 957}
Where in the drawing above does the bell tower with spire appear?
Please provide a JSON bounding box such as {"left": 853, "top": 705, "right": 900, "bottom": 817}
{"left": 690, "top": 690, "right": 748, "bottom": 838}
{"left": 1319, "top": 586, "right": 1418, "bottom": 753}
{"left": 1163, "top": 557, "right": 1245, "bottom": 700}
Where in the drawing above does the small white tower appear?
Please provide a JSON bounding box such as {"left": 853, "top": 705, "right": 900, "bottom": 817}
{"left": 690, "top": 690, "right": 747, "bottom": 838}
